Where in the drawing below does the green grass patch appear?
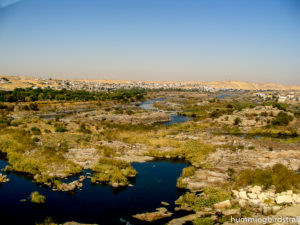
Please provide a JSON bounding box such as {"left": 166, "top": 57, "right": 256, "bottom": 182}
{"left": 175, "top": 187, "right": 231, "bottom": 211}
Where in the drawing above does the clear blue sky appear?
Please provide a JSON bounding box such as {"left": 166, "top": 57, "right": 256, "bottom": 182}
{"left": 0, "top": 0, "right": 299, "bottom": 84}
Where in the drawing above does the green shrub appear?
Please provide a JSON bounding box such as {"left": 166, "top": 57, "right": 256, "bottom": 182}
{"left": 32, "top": 137, "right": 40, "bottom": 142}
{"left": 77, "top": 123, "right": 92, "bottom": 134}
{"left": 272, "top": 112, "right": 293, "bottom": 126}
{"left": 177, "top": 166, "right": 196, "bottom": 188}
{"left": 44, "top": 129, "right": 51, "bottom": 133}
{"left": 30, "top": 191, "right": 46, "bottom": 203}
{"left": 193, "top": 217, "right": 214, "bottom": 225}
{"left": 234, "top": 117, "right": 241, "bottom": 125}
{"left": 54, "top": 125, "right": 67, "bottom": 132}
{"left": 175, "top": 187, "right": 231, "bottom": 211}
{"left": 29, "top": 103, "right": 39, "bottom": 111}
{"left": 272, "top": 103, "right": 287, "bottom": 111}
{"left": 30, "top": 126, "right": 41, "bottom": 135}
{"left": 260, "top": 111, "right": 268, "bottom": 117}
{"left": 125, "top": 110, "right": 134, "bottom": 115}
{"left": 234, "top": 164, "right": 300, "bottom": 192}
{"left": 181, "top": 166, "right": 196, "bottom": 177}
{"left": 227, "top": 168, "right": 235, "bottom": 181}
{"left": 91, "top": 158, "right": 137, "bottom": 185}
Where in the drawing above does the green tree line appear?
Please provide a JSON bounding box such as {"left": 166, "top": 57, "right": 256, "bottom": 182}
{"left": 0, "top": 88, "right": 145, "bottom": 102}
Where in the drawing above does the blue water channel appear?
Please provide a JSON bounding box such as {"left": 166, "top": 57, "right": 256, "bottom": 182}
{"left": 0, "top": 159, "right": 188, "bottom": 225}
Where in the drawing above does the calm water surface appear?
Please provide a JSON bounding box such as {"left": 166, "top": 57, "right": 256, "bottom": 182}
{"left": 139, "top": 98, "right": 191, "bottom": 125}
{"left": 0, "top": 160, "right": 187, "bottom": 225}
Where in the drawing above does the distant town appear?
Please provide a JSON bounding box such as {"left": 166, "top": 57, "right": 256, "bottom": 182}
{"left": 0, "top": 75, "right": 300, "bottom": 103}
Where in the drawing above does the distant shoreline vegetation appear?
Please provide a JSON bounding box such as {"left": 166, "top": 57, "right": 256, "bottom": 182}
{"left": 0, "top": 88, "right": 145, "bottom": 102}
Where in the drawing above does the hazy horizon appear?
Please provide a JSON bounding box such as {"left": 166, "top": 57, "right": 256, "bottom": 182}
{"left": 0, "top": 0, "right": 299, "bottom": 85}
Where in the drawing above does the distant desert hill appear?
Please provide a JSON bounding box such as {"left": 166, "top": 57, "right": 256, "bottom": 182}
{"left": 199, "top": 81, "right": 300, "bottom": 91}
{"left": 0, "top": 75, "right": 299, "bottom": 91}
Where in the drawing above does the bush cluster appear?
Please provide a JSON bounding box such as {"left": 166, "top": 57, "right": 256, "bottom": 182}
{"left": 234, "top": 164, "right": 300, "bottom": 193}
{"left": 175, "top": 187, "right": 231, "bottom": 211}
{"left": 91, "top": 158, "right": 137, "bottom": 185}
{"left": 30, "top": 191, "right": 46, "bottom": 203}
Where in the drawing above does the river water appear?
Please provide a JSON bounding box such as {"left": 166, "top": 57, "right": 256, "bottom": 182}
{"left": 139, "top": 98, "right": 191, "bottom": 125}
{"left": 0, "top": 159, "right": 187, "bottom": 225}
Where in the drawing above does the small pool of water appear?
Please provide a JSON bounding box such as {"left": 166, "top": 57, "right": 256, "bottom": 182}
{"left": 139, "top": 98, "right": 191, "bottom": 125}
{"left": 217, "top": 94, "right": 231, "bottom": 99}
{"left": 0, "top": 159, "right": 187, "bottom": 225}
{"left": 164, "top": 114, "right": 191, "bottom": 125}
{"left": 139, "top": 98, "right": 165, "bottom": 111}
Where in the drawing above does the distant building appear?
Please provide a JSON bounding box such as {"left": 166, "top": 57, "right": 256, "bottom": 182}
{"left": 278, "top": 96, "right": 287, "bottom": 103}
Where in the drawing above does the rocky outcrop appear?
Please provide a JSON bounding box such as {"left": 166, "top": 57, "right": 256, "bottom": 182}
{"left": 132, "top": 207, "right": 173, "bottom": 222}
{"left": 183, "top": 145, "right": 300, "bottom": 192}
{"left": 0, "top": 173, "right": 9, "bottom": 183}
{"left": 216, "top": 106, "right": 283, "bottom": 128}
{"left": 168, "top": 211, "right": 212, "bottom": 225}
{"left": 57, "top": 180, "right": 83, "bottom": 192}
{"left": 85, "top": 111, "right": 170, "bottom": 125}
{"left": 100, "top": 140, "right": 174, "bottom": 163}
{"left": 183, "top": 169, "right": 228, "bottom": 191}
{"left": 232, "top": 186, "right": 300, "bottom": 216}
{"left": 63, "top": 222, "right": 98, "bottom": 225}
{"left": 275, "top": 195, "right": 293, "bottom": 205}
{"left": 276, "top": 204, "right": 300, "bottom": 217}
{"left": 214, "top": 200, "right": 232, "bottom": 209}
{"left": 64, "top": 148, "right": 100, "bottom": 169}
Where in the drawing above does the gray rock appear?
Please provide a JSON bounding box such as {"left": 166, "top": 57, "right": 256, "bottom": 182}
{"left": 275, "top": 195, "right": 293, "bottom": 205}
{"left": 249, "top": 186, "right": 262, "bottom": 194}
{"left": 161, "top": 201, "right": 169, "bottom": 206}
{"left": 132, "top": 207, "right": 172, "bottom": 222}
{"left": 222, "top": 208, "right": 241, "bottom": 218}
{"left": 214, "top": 200, "right": 232, "bottom": 209}
{"left": 248, "top": 199, "right": 261, "bottom": 208}
{"left": 271, "top": 206, "right": 281, "bottom": 215}
{"left": 262, "top": 206, "right": 272, "bottom": 216}
{"left": 239, "top": 191, "right": 248, "bottom": 200}
{"left": 238, "top": 199, "right": 247, "bottom": 208}
{"left": 258, "top": 193, "right": 268, "bottom": 201}
{"left": 232, "top": 190, "right": 239, "bottom": 198}
{"left": 292, "top": 194, "right": 300, "bottom": 204}
{"left": 247, "top": 193, "right": 257, "bottom": 199}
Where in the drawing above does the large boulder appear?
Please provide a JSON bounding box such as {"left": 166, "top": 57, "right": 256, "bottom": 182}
{"left": 262, "top": 206, "right": 272, "bottom": 216}
{"left": 222, "top": 208, "right": 241, "bottom": 218}
{"left": 214, "top": 200, "right": 232, "bottom": 209}
{"left": 271, "top": 206, "right": 281, "bottom": 215}
{"left": 276, "top": 205, "right": 300, "bottom": 217}
{"left": 275, "top": 195, "right": 293, "bottom": 205}
{"left": 132, "top": 207, "right": 172, "bottom": 222}
{"left": 292, "top": 194, "right": 300, "bottom": 204}
{"left": 249, "top": 186, "right": 262, "bottom": 194}
{"left": 258, "top": 193, "right": 268, "bottom": 201}
{"left": 57, "top": 180, "right": 82, "bottom": 191}
{"left": 238, "top": 199, "right": 247, "bottom": 208}
{"left": 239, "top": 191, "right": 248, "bottom": 200}
{"left": 247, "top": 193, "right": 257, "bottom": 199}
{"left": 248, "top": 199, "right": 261, "bottom": 208}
